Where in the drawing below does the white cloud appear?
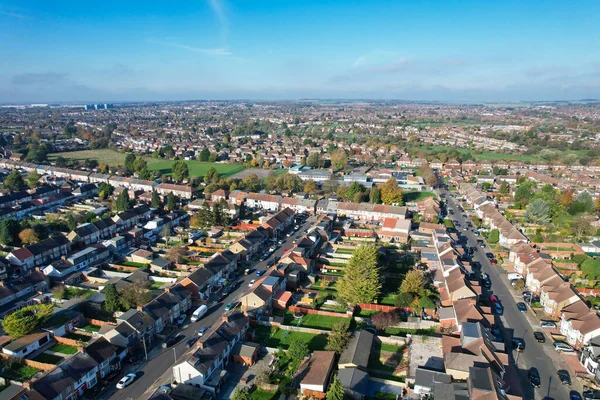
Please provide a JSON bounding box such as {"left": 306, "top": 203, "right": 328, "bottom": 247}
{"left": 149, "top": 39, "right": 232, "bottom": 56}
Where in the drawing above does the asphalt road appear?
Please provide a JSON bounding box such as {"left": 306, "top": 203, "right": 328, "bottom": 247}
{"left": 105, "top": 215, "right": 318, "bottom": 400}
{"left": 440, "top": 187, "right": 571, "bottom": 400}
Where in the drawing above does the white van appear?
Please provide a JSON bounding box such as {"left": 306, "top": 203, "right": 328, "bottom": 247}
{"left": 507, "top": 273, "right": 523, "bottom": 281}
{"left": 190, "top": 305, "right": 208, "bottom": 322}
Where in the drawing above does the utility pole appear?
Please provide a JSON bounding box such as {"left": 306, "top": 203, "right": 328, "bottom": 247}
{"left": 143, "top": 335, "right": 148, "bottom": 361}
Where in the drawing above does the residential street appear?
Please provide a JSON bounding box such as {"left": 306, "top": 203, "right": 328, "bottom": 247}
{"left": 103, "top": 216, "right": 318, "bottom": 400}
{"left": 440, "top": 186, "right": 574, "bottom": 400}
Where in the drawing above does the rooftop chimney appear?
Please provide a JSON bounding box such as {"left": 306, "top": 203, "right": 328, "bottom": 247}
{"left": 137, "top": 306, "right": 143, "bottom": 312}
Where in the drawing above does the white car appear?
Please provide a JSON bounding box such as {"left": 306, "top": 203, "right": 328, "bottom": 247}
{"left": 248, "top": 279, "right": 256, "bottom": 287}
{"left": 507, "top": 273, "right": 523, "bottom": 281}
{"left": 554, "top": 342, "right": 575, "bottom": 353}
{"left": 541, "top": 321, "right": 557, "bottom": 329}
{"left": 116, "top": 373, "right": 137, "bottom": 389}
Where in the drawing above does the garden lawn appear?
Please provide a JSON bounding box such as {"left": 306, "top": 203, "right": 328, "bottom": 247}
{"left": 403, "top": 191, "right": 436, "bottom": 203}
{"left": 375, "top": 392, "right": 399, "bottom": 400}
{"left": 355, "top": 308, "right": 381, "bottom": 318}
{"left": 250, "top": 388, "right": 279, "bottom": 400}
{"left": 120, "top": 261, "right": 149, "bottom": 268}
{"left": 283, "top": 312, "right": 349, "bottom": 330}
{"left": 49, "top": 343, "right": 78, "bottom": 354}
{"left": 0, "top": 365, "right": 40, "bottom": 381}
{"left": 32, "top": 353, "right": 64, "bottom": 364}
{"left": 80, "top": 324, "right": 100, "bottom": 333}
{"left": 253, "top": 326, "right": 328, "bottom": 351}
{"left": 147, "top": 160, "right": 243, "bottom": 178}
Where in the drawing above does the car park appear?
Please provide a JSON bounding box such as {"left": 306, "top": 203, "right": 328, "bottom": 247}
{"left": 558, "top": 370, "right": 571, "bottom": 386}
{"left": 116, "top": 373, "right": 137, "bottom": 389}
{"left": 528, "top": 367, "right": 541, "bottom": 388}
{"left": 541, "top": 321, "right": 557, "bottom": 329}
{"left": 554, "top": 342, "right": 575, "bottom": 353}
{"left": 517, "top": 302, "right": 527, "bottom": 312}
{"left": 533, "top": 331, "right": 546, "bottom": 343}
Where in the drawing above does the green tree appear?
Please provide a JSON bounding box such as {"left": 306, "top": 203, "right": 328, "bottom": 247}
{"left": 370, "top": 186, "right": 381, "bottom": 204}
{"left": 98, "top": 182, "right": 114, "bottom": 199}
{"left": 288, "top": 340, "right": 309, "bottom": 363}
{"left": 199, "top": 147, "right": 210, "bottom": 162}
{"left": 582, "top": 258, "right": 600, "bottom": 280}
{"left": 330, "top": 148, "right": 348, "bottom": 171}
{"left": 172, "top": 161, "right": 189, "bottom": 182}
{"left": 167, "top": 192, "right": 177, "bottom": 211}
{"left": 380, "top": 178, "right": 402, "bottom": 205}
{"left": 27, "top": 172, "right": 41, "bottom": 189}
{"left": 204, "top": 167, "right": 219, "bottom": 184}
{"left": 104, "top": 284, "right": 120, "bottom": 313}
{"left": 498, "top": 181, "right": 510, "bottom": 195}
{"left": 124, "top": 153, "right": 136, "bottom": 172}
{"left": 337, "top": 245, "right": 381, "bottom": 305}
{"left": 151, "top": 191, "right": 162, "bottom": 208}
{"left": 395, "top": 292, "right": 414, "bottom": 307}
{"left": 525, "top": 199, "right": 551, "bottom": 224}
{"left": 400, "top": 270, "right": 424, "bottom": 295}
{"left": 66, "top": 214, "right": 77, "bottom": 231}
{"left": 514, "top": 181, "right": 536, "bottom": 206}
{"left": 133, "top": 158, "right": 147, "bottom": 173}
{"left": 306, "top": 152, "right": 321, "bottom": 168}
{"left": 231, "top": 388, "right": 251, "bottom": 400}
{"left": 303, "top": 179, "right": 318, "bottom": 194}
{"left": 0, "top": 218, "right": 19, "bottom": 246}
{"left": 326, "top": 375, "right": 345, "bottom": 400}
{"left": 488, "top": 228, "right": 499, "bottom": 244}
{"left": 2, "top": 304, "right": 54, "bottom": 338}
{"left": 4, "top": 170, "right": 26, "bottom": 192}
{"left": 326, "top": 321, "right": 351, "bottom": 354}
{"left": 115, "top": 190, "right": 131, "bottom": 211}
{"left": 208, "top": 152, "right": 218, "bottom": 163}
{"left": 345, "top": 182, "right": 363, "bottom": 200}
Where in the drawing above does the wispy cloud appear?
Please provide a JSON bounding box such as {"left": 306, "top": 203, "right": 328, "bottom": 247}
{"left": 208, "top": 0, "right": 228, "bottom": 40}
{"left": 353, "top": 56, "right": 366, "bottom": 67}
{"left": 369, "top": 57, "right": 413, "bottom": 73}
{"left": 149, "top": 39, "right": 232, "bottom": 56}
{"left": 0, "top": 9, "right": 30, "bottom": 19}
{"left": 12, "top": 72, "right": 68, "bottom": 86}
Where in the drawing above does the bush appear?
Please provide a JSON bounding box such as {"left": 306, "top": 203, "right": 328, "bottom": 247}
{"left": 395, "top": 292, "right": 414, "bottom": 307}
{"left": 372, "top": 311, "right": 400, "bottom": 331}
{"left": 488, "top": 229, "right": 499, "bottom": 244}
{"left": 419, "top": 297, "right": 436, "bottom": 309}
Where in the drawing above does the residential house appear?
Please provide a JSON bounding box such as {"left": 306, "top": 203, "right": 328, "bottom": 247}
{"left": 297, "top": 351, "right": 336, "bottom": 399}
{"left": 338, "top": 330, "right": 374, "bottom": 370}
{"left": 560, "top": 300, "right": 600, "bottom": 349}
{"left": 180, "top": 267, "right": 215, "bottom": 301}
{"left": 85, "top": 337, "right": 122, "bottom": 378}
{"left": 32, "top": 353, "right": 100, "bottom": 400}
{"left": 2, "top": 332, "right": 51, "bottom": 358}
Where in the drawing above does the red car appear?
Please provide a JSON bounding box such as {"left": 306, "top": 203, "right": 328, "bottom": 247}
{"left": 489, "top": 294, "right": 500, "bottom": 303}
{"left": 490, "top": 259, "right": 498, "bottom": 265}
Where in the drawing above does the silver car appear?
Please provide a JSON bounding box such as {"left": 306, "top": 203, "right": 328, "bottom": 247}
{"left": 554, "top": 342, "right": 575, "bottom": 353}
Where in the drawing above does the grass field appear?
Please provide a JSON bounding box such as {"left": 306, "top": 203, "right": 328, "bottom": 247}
{"left": 250, "top": 389, "right": 279, "bottom": 400}
{"left": 147, "top": 160, "right": 244, "bottom": 178}
{"left": 0, "top": 365, "right": 40, "bottom": 381}
{"left": 253, "top": 326, "right": 328, "bottom": 351}
{"left": 403, "top": 191, "right": 436, "bottom": 203}
{"left": 49, "top": 149, "right": 244, "bottom": 178}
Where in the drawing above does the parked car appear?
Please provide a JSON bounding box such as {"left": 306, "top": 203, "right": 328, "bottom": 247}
{"left": 533, "top": 331, "right": 546, "bottom": 343}
{"left": 570, "top": 391, "right": 583, "bottom": 400}
{"left": 269, "top": 245, "right": 277, "bottom": 253}
{"left": 494, "top": 303, "right": 503, "bottom": 315}
{"left": 483, "top": 278, "right": 492, "bottom": 289}
{"left": 486, "top": 252, "right": 494, "bottom": 259}
{"left": 176, "top": 314, "right": 186, "bottom": 325}
{"left": 162, "top": 336, "right": 179, "bottom": 349}
{"left": 489, "top": 294, "right": 500, "bottom": 303}
{"left": 255, "top": 270, "right": 265, "bottom": 277}
{"left": 248, "top": 279, "right": 256, "bottom": 287}
{"left": 512, "top": 338, "right": 525, "bottom": 352}
{"left": 541, "top": 321, "right": 557, "bottom": 329}
{"left": 116, "top": 373, "right": 137, "bottom": 389}
{"left": 528, "top": 367, "right": 541, "bottom": 388}
{"left": 197, "top": 327, "right": 209, "bottom": 337}
{"left": 517, "top": 302, "right": 527, "bottom": 313}
{"left": 490, "top": 259, "right": 498, "bottom": 265}
{"left": 554, "top": 342, "right": 575, "bottom": 353}
{"left": 558, "top": 370, "right": 571, "bottom": 386}
{"left": 507, "top": 273, "right": 523, "bottom": 281}
{"left": 186, "top": 337, "right": 198, "bottom": 348}
{"left": 224, "top": 302, "right": 237, "bottom": 311}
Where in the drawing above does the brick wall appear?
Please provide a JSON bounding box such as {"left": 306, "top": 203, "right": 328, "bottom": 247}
{"left": 85, "top": 318, "right": 116, "bottom": 327}
{"left": 55, "top": 336, "right": 85, "bottom": 347}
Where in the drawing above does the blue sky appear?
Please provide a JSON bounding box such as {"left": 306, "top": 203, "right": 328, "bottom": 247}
{"left": 1, "top": 0, "right": 599, "bottom": 102}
